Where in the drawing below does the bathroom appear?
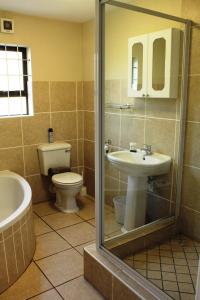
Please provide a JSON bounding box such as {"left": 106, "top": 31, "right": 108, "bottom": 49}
{"left": 0, "top": 0, "right": 199, "bottom": 299}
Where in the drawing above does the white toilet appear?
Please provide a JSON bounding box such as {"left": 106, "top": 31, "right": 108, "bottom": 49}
{"left": 38, "top": 142, "right": 83, "bottom": 213}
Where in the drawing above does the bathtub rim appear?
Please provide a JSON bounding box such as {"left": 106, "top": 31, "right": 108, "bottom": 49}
{"left": 0, "top": 170, "right": 32, "bottom": 233}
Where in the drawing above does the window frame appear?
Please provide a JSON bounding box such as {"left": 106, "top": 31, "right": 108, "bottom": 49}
{"left": 0, "top": 44, "right": 32, "bottom": 117}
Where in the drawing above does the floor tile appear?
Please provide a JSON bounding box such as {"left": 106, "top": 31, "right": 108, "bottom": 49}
{"left": 0, "top": 263, "right": 52, "bottom": 300}
{"left": 57, "top": 222, "right": 95, "bottom": 246}
{"left": 42, "top": 212, "right": 83, "bottom": 230}
{"left": 88, "top": 218, "right": 95, "bottom": 226}
{"left": 175, "top": 265, "right": 189, "bottom": 274}
{"left": 176, "top": 273, "right": 192, "bottom": 283}
{"left": 147, "top": 270, "right": 161, "bottom": 280}
{"left": 147, "top": 263, "right": 160, "bottom": 271}
{"left": 34, "top": 231, "right": 71, "bottom": 260}
{"left": 77, "top": 197, "right": 95, "bottom": 220}
{"left": 178, "top": 282, "right": 194, "bottom": 293}
{"left": 148, "top": 255, "right": 161, "bottom": 263}
{"left": 133, "top": 261, "right": 146, "bottom": 270}
{"left": 161, "top": 264, "right": 175, "bottom": 273}
{"left": 36, "top": 249, "right": 83, "bottom": 286}
{"left": 33, "top": 202, "right": 58, "bottom": 217}
{"left": 166, "top": 291, "right": 180, "bottom": 300}
{"left": 29, "top": 289, "right": 63, "bottom": 300}
{"left": 149, "top": 279, "right": 163, "bottom": 289}
{"left": 34, "top": 215, "right": 53, "bottom": 236}
{"left": 162, "top": 272, "right": 177, "bottom": 282}
{"left": 56, "top": 276, "right": 104, "bottom": 300}
{"left": 163, "top": 280, "right": 178, "bottom": 292}
{"left": 180, "top": 293, "right": 195, "bottom": 300}
{"left": 75, "top": 241, "right": 95, "bottom": 255}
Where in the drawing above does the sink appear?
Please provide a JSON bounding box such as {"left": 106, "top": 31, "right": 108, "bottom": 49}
{"left": 107, "top": 150, "right": 171, "bottom": 232}
{"left": 107, "top": 150, "right": 171, "bottom": 177}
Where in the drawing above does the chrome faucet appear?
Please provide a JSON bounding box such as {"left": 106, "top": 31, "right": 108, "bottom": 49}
{"left": 141, "top": 144, "right": 152, "bottom": 157}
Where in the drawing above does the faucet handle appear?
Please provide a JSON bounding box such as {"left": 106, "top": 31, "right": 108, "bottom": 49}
{"left": 141, "top": 144, "right": 152, "bottom": 155}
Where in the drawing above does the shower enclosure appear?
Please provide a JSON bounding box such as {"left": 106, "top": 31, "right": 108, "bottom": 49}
{"left": 95, "top": 0, "right": 199, "bottom": 299}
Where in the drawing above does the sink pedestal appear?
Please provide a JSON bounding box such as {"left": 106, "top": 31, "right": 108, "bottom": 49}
{"left": 122, "top": 176, "right": 147, "bottom": 232}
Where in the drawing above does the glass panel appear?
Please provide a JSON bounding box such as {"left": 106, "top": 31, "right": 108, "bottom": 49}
{"left": 132, "top": 43, "right": 143, "bottom": 91}
{"left": 152, "top": 38, "right": 166, "bottom": 91}
{"left": 0, "top": 98, "right": 9, "bottom": 116}
{"left": 9, "top": 97, "right": 27, "bottom": 115}
{"left": 0, "top": 76, "right": 9, "bottom": 91}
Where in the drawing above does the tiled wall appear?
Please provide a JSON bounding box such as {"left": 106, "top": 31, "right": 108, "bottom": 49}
{"left": 0, "top": 81, "right": 85, "bottom": 203}
{"left": 180, "top": 1, "right": 200, "bottom": 240}
{"left": 82, "top": 81, "right": 95, "bottom": 198}
{"left": 104, "top": 78, "right": 181, "bottom": 222}
{"left": 0, "top": 205, "right": 35, "bottom": 293}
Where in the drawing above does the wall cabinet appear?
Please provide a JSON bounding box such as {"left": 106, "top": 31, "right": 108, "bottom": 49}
{"left": 128, "top": 28, "right": 181, "bottom": 99}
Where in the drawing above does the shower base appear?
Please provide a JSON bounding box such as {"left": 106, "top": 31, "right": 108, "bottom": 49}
{"left": 123, "top": 234, "right": 199, "bottom": 300}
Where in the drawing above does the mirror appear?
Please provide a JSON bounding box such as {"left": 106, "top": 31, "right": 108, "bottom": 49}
{"left": 152, "top": 37, "right": 166, "bottom": 91}
{"left": 131, "top": 43, "right": 143, "bottom": 91}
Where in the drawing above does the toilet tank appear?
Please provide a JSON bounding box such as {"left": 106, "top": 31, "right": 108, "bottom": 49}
{"left": 37, "top": 143, "right": 71, "bottom": 176}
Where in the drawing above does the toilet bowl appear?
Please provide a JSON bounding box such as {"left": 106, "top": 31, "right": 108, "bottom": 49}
{"left": 52, "top": 172, "right": 83, "bottom": 213}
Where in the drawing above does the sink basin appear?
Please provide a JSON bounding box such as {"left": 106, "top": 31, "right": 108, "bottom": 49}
{"left": 107, "top": 150, "right": 171, "bottom": 232}
{"left": 107, "top": 150, "right": 171, "bottom": 177}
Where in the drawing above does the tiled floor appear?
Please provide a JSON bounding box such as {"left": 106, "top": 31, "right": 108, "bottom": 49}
{"left": 123, "top": 234, "right": 200, "bottom": 300}
{"left": 0, "top": 197, "right": 104, "bottom": 300}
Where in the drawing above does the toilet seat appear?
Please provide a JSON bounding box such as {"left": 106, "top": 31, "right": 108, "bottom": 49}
{"left": 52, "top": 172, "right": 83, "bottom": 186}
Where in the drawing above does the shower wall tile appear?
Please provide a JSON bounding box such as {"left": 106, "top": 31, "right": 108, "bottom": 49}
{"left": 84, "top": 167, "right": 95, "bottom": 198}
{"left": 32, "top": 81, "right": 50, "bottom": 113}
{"left": 83, "top": 81, "right": 94, "bottom": 111}
{"left": 0, "top": 118, "right": 22, "bottom": 149}
{"left": 105, "top": 113, "right": 120, "bottom": 147}
{"left": 77, "top": 81, "right": 84, "bottom": 110}
{"left": 184, "top": 122, "right": 200, "bottom": 168}
{"left": 187, "top": 76, "right": 200, "bottom": 122}
{"left": 50, "top": 82, "right": 76, "bottom": 112}
{"left": 145, "top": 118, "right": 176, "bottom": 158}
{"left": 67, "top": 139, "right": 78, "bottom": 168}
{"left": 182, "top": 166, "right": 200, "bottom": 212}
{"left": 180, "top": 207, "right": 200, "bottom": 241}
{"left": 78, "top": 139, "right": 84, "bottom": 166}
{"left": 120, "top": 116, "right": 145, "bottom": 149}
{"left": 190, "top": 28, "right": 200, "bottom": 75}
{"left": 146, "top": 98, "right": 177, "bottom": 120}
{"left": 78, "top": 111, "right": 84, "bottom": 139}
{"left": 22, "top": 114, "right": 50, "bottom": 145}
{"left": 24, "top": 145, "right": 40, "bottom": 176}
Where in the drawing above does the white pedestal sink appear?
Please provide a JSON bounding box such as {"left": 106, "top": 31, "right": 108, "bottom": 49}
{"left": 107, "top": 151, "right": 171, "bottom": 232}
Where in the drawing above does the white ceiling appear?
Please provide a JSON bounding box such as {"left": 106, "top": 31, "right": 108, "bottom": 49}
{"left": 0, "top": 0, "right": 95, "bottom": 23}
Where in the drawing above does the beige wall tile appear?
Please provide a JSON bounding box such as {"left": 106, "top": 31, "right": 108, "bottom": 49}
{"left": 105, "top": 175, "right": 119, "bottom": 207}
{"left": 84, "top": 111, "right": 95, "bottom": 141}
{"left": 13, "top": 230, "right": 25, "bottom": 275}
{"left": 0, "top": 242, "right": 9, "bottom": 293}
{"left": 121, "top": 116, "right": 144, "bottom": 149}
{"left": 182, "top": 166, "right": 200, "bottom": 211}
{"left": 83, "top": 81, "right": 94, "bottom": 111}
{"left": 27, "top": 175, "right": 51, "bottom": 203}
{"left": 78, "top": 139, "right": 84, "bottom": 166}
{"left": 84, "top": 140, "right": 95, "bottom": 169}
{"left": 0, "top": 118, "right": 22, "bottom": 149}
{"left": 105, "top": 79, "right": 120, "bottom": 105}
{"left": 145, "top": 118, "right": 176, "bottom": 158}
{"left": 146, "top": 98, "right": 177, "bottom": 120}
{"left": 184, "top": 122, "right": 200, "bottom": 168}
{"left": 113, "top": 276, "right": 141, "bottom": 300}
{"left": 67, "top": 140, "right": 78, "bottom": 168}
{"left": 24, "top": 145, "right": 40, "bottom": 176}
{"left": 147, "top": 194, "right": 170, "bottom": 222}
{"left": 4, "top": 236, "right": 18, "bottom": 284}
{"left": 50, "top": 82, "right": 76, "bottom": 112}
{"left": 182, "top": 0, "right": 200, "bottom": 23}
{"left": 84, "top": 167, "right": 95, "bottom": 197}
{"left": 180, "top": 207, "right": 200, "bottom": 240}
{"left": 22, "top": 114, "right": 50, "bottom": 145}
{"left": 189, "top": 28, "right": 200, "bottom": 75}
{"left": 0, "top": 147, "right": 24, "bottom": 175}
{"left": 32, "top": 82, "right": 50, "bottom": 113}
{"left": 78, "top": 111, "right": 84, "bottom": 139}
{"left": 84, "top": 251, "right": 113, "bottom": 300}
{"left": 105, "top": 113, "right": 120, "bottom": 147}
{"left": 187, "top": 76, "right": 200, "bottom": 121}
{"left": 52, "top": 112, "right": 77, "bottom": 141}
{"left": 77, "top": 81, "right": 84, "bottom": 110}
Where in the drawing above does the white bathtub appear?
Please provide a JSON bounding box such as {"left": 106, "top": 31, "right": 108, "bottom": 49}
{"left": 0, "top": 170, "right": 32, "bottom": 232}
{"left": 0, "top": 170, "right": 35, "bottom": 293}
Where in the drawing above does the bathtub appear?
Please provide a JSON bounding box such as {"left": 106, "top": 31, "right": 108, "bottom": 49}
{"left": 0, "top": 170, "right": 35, "bottom": 293}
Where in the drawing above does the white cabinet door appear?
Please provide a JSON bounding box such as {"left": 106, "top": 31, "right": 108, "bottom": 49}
{"left": 128, "top": 35, "right": 148, "bottom": 98}
{"left": 147, "top": 28, "right": 180, "bottom": 98}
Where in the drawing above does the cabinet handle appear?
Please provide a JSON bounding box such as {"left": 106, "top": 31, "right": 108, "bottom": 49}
{"left": 142, "top": 94, "right": 145, "bottom": 97}
{"left": 146, "top": 94, "right": 150, "bottom": 97}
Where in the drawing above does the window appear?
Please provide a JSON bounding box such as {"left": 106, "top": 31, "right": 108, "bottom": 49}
{"left": 0, "top": 45, "right": 33, "bottom": 117}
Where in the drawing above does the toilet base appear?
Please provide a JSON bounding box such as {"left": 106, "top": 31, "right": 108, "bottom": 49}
{"left": 54, "top": 185, "right": 80, "bottom": 214}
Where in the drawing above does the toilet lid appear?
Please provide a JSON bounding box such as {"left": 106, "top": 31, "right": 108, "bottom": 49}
{"left": 52, "top": 172, "right": 82, "bottom": 184}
